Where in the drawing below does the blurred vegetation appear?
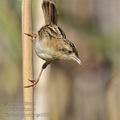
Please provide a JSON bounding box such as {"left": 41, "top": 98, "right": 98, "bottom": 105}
{"left": 0, "top": 0, "right": 21, "bottom": 93}
{"left": 0, "top": 0, "right": 22, "bottom": 119}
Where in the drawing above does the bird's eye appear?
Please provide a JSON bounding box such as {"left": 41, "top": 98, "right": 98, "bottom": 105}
{"left": 60, "top": 48, "right": 72, "bottom": 54}
{"left": 68, "top": 50, "right": 72, "bottom": 54}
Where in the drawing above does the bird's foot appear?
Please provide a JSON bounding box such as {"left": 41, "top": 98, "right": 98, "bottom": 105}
{"left": 28, "top": 79, "right": 36, "bottom": 83}
{"left": 24, "top": 79, "right": 38, "bottom": 88}
{"left": 24, "top": 32, "right": 37, "bottom": 40}
{"left": 24, "top": 84, "right": 35, "bottom": 88}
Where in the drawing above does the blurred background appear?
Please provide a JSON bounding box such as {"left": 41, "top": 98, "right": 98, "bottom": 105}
{"left": 0, "top": 0, "right": 120, "bottom": 120}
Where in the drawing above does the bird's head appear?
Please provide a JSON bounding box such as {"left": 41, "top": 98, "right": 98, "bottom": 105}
{"left": 58, "top": 40, "right": 81, "bottom": 65}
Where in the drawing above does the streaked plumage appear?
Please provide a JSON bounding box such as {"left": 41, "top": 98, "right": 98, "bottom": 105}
{"left": 35, "top": 23, "right": 79, "bottom": 61}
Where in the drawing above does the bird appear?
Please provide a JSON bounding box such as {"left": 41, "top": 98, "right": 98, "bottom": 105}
{"left": 24, "top": 0, "right": 81, "bottom": 88}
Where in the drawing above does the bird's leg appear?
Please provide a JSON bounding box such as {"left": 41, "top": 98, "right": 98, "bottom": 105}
{"left": 24, "top": 32, "right": 37, "bottom": 40}
{"left": 24, "top": 61, "right": 51, "bottom": 88}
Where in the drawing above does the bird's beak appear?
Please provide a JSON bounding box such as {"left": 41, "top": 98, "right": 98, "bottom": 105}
{"left": 71, "top": 54, "right": 82, "bottom": 65}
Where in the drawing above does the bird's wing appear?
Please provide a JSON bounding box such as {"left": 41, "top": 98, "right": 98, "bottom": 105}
{"left": 47, "top": 25, "right": 66, "bottom": 39}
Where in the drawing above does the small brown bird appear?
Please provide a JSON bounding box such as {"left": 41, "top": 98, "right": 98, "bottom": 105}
{"left": 25, "top": 0, "right": 81, "bottom": 88}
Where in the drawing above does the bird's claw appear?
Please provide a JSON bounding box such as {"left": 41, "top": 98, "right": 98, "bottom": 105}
{"left": 24, "top": 79, "right": 38, "bottom": 88}
{"left": 24, "top": 32, "right": 37, "bottom": 40}
{"left": 28, "top": 79, "right": 36, "bottom": 83}
{"left": 24, "top": 84, "right": 35, "bottom": 88}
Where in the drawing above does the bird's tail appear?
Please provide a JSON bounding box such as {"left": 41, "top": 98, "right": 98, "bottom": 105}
{"left": 42, "top": 0, "right": 58, "bottom": 25}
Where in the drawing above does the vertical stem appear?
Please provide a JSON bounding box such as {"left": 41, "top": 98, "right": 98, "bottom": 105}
{"left": 22, "top": 0, "right": 34, "bottom": 120}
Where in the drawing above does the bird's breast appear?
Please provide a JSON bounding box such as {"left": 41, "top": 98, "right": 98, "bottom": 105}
{"left": 34, "top": 40, "right": 54, "bottom": 61}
